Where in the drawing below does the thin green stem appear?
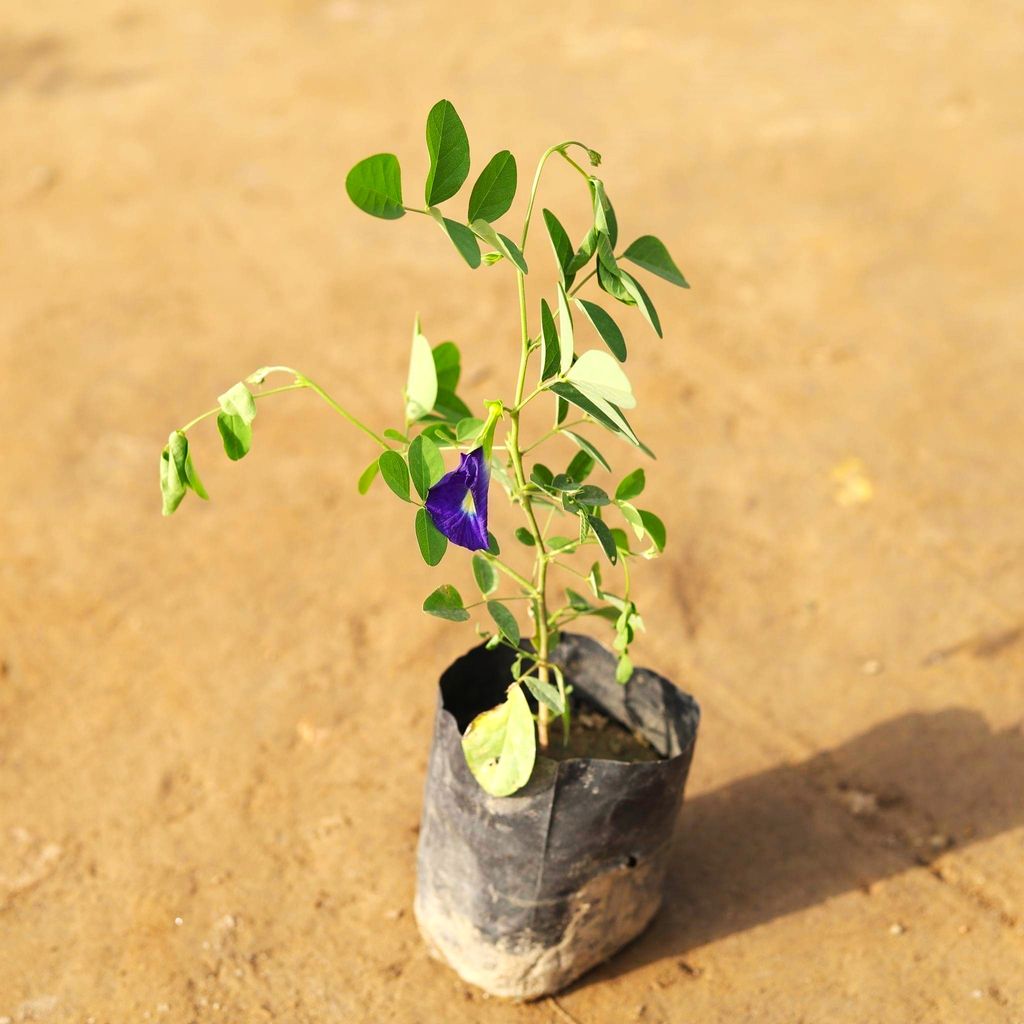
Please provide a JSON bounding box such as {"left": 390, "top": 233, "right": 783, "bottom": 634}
{"left": 521, "top": 418, "right": 588, "bottom": 455}
{"left": 296, "top": 374, "right": 389, "bottom": 449}
{"left": 482, "top": 553, "right": 538, "bottom": 595}
{"left": 180, "top": 382, "right": 306, "bottom": 433}
{"left": 507, "top": 269, "right": 554, "bottom": 748}
{"left": 568, "top": 267, "right": 598, "bottom": 297}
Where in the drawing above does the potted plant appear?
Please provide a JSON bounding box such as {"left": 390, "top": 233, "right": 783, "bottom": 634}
{"left": 159, "top": 100, "right": 700, "bottom": 999}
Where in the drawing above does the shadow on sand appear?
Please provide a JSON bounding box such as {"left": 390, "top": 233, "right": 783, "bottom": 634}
{"left": 587, "top": 707, "right": 1024, "bottom": 982}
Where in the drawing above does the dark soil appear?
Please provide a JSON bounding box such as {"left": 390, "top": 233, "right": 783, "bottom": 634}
{"left": 543, "top": 697, "right": 661, "bottom": 764}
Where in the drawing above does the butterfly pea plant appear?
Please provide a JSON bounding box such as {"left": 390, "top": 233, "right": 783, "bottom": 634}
{"left": 160, "top": 100, "right": 688, "bottom": 797}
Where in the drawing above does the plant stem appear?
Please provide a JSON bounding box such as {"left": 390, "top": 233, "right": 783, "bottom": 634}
{"left": 179, "top": 369, "right": 388, "bottom": 451}
{"left": 508, "top": 269, "right": 552, "bottom": 750}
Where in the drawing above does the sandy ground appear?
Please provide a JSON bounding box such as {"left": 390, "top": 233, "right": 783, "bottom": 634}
{"left": 2, "top": 1, "right": 1023, "bottom": 1021}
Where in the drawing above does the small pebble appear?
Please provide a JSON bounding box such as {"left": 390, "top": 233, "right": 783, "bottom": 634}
{"left": 862, "top": 659, "right": 883, "bottom": 675}
{"left": 889, "top": 922, "right": 905, "bottom": 935}
{"left": 174, "top": 917, "right": 183, "bottom": 926}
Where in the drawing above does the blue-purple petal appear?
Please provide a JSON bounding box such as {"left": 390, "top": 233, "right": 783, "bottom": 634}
{"left": 425, "top": 448, "right": 490, "bottom": 552}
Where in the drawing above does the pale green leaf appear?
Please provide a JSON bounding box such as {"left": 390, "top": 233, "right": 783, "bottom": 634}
{"left": 549, "top": 382, "right": 642, "bottom": 447}
{"left": 461, "top": 683, "right": 536, "bottom": 796}
{"left": 618, "top": 500, "right": 646, "bottom": 540}
{"left": 406, "top": 321, "right": 438, "bottom": 421}
{"left": 217, "top": 382, "right": 257, "bottom": 425}
{"left": 565, "top": 350, "right": 636, "bottom": 410}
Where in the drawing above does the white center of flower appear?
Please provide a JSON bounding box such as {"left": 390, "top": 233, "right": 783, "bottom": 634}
{"left": 462, "top": 490, "right": 476, "bottom": 514}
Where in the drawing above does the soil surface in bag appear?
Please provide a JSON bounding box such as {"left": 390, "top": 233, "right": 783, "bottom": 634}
{"left": 414, "top": 634, "right": 700, "bottom": 999}
{"left": 544, "top": 698, "right": 662, "bottom": 763}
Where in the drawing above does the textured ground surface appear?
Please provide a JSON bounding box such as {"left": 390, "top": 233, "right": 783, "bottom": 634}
{"left": 2, "top": 2, "right": 1023, "bottom": 1021}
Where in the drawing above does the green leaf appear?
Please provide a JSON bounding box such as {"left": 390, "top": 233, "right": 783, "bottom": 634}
{"left": 357, "top": 458, "right": 379, "bottom": 495}
{"left": 588, "top": 515, "right": 618, "bottom": 564}
{"left": 566, "top": 449, "right": 595, "bottom": 483}
{"left": 487, "top": 532, "right": 501, "bottom": 555}
{"left": 166, "top": 431, "right": 209, "bottom": 502}
{"left": 531, "top": 463, "right": 553, "bottom": 488}
{"left": 590, "top": 178, "right": 611, "bottom": 238}
{"left": 432, "top": 341, "right": 461, "bottom": 392}
{"left": 424, "top": 100, "right": 470, "bottom": 207}
{"left": 620, "top": 270, "right": 663, "bottom": 338}
{"left": 467, "top": 150, "right": 517, "bottom": 223}
{"left": 406, "top": 320, "right": 438, "bottom": 421}
{"left": 615, "top": 653, "right": 633, "bottom": 685}
{"left": 461, "top": 683, "right": 536, "bottom": 797}
{"left": 423, "top": 583, "right": 469, "bottom": 621}
{"left": 429, "top": 208, "right": 481, "bottom": 269}
{"left": 556, "top": 284, "right": 574, "bottom": 373}
{"left": 564, "top": 430, "right": 612, "bottom": 472}
{"left": 566, "top": 588, "right": 593, "bottom": 611}
{"left": 549, "top": 382, "right": 642, "bottom": 447}
{"left": 455, "top": 416, "right": 485, "bottom": 443}
{"left": 408, "top": 434, "right": 445, "bottom": 500}
{"left": 615, "top": 468, "right": 646, "bottom": 501}
{"left": 472, "top": 554, "right": 498, "bottom": 596}
{"left": 514, "top": 526, "right": 535, "bottom": 546}
{"left": 542, "top": 208, "right": 576, "bottom": 288}
{"left": 639, "top": 509, "right": 666, "bottom": 552}
{"left": 540, "top": 299, "right": 560, "bottom": 381}
{"left": 346, "top": 153, "right": 405, "bottom": 220}
{"left": 618, "top": 500, "right": 645, "bottom": 540}
{"left": 598, "top": 254, "right": 634, "bottom": 305}
{"left": 622, "top": 235, "right": 689, "bottom": 287}
{"left": 575, "top": 485, "right": 610, "bottom": 507}
{"left": 565, "top": 350, "right": 636, "bottom": 410}
{"left": 469, "top": 220, "right": 528, "bottom": 274}
{"left": 487, "top": 601, "right": 521, "bottom": 646}
{"left": 433, "top": 390, "right": 471, "bottom": 422}
{"left": 575, "top": 299, "right": 626, "bottom": 362}
{"left": 521, "top": 675, "right": 565, "bottom": 714}
{"left": 378, "top": 450, "right": 411, "bottom": 501}
{"left": 383, "top": 428, "right": 408, "bottom": 442}
{"left": 415, "top": 507, "right": 448, "bottom": 566}
{"left": 159, "top": 440, "right": 187, "bottom": 516}
{"left": 216, "top": 412, "right": 252, "bottom": 461}
{"left": 217, "top": 382, "right": 257, "bottom": 425}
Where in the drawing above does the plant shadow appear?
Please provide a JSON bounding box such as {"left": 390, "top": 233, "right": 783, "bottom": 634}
{"left": 585, "top": 707, "right": 1024, "bottom": 983}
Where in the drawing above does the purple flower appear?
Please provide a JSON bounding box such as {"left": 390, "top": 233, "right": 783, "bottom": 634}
{"left": 425, "top": 447, "right": 490, "bottom": 551}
